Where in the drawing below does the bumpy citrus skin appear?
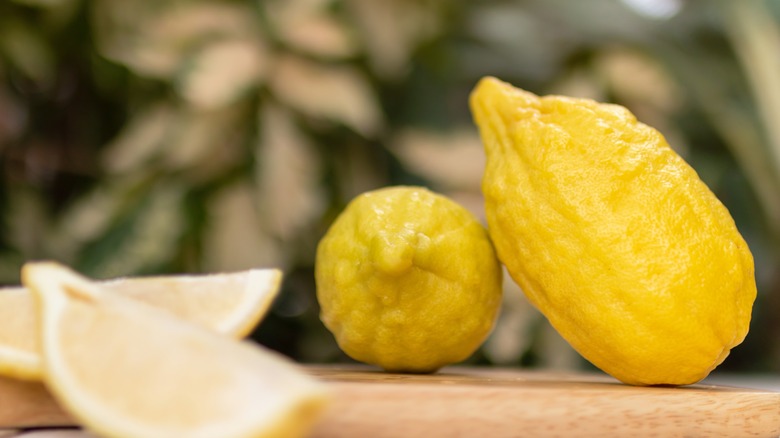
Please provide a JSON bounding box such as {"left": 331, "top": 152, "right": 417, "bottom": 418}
{"left": 470, "top": 77, "right": 756, "bottom": 386}
{"left": 315, "top": 186, "right": 502, "bottom": 373}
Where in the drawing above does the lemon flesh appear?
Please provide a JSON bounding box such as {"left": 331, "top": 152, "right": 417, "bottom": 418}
{"left": 316, "top": 186, "right": 502, "bottom": 373}
{"left": 0, "top": 269, "right": 281, "bottom": 381}
{"left": 470, "top": 77, "right": 756, "bottom": 386}
{"left": 22, "top": 262, "right": 328, "bottom": 438}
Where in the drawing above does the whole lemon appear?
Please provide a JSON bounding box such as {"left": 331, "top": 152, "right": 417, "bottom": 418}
{"left": 470, "top": 77, "right": 756, "bottom": 386}
{"left": 315, "top": 186, "right": 502, "bottom": 373}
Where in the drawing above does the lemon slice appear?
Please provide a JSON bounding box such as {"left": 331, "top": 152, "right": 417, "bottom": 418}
{"left": 22, "top": 261, "right": 328, "bottom": 438}
{"left": 0, "top": 267, "right": 281, "bottom": 381}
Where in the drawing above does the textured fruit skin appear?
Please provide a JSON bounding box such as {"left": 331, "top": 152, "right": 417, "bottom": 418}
{"left": 315, "top": 186, "right": 502, "bottom": 373}
{"left": 470, "top": 77, "right": 756, "bottom": 386}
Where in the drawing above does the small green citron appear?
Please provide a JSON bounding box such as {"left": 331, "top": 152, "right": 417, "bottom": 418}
{"left": 470, "top": 77, "right": 757, "bottom": 386}
{"left": 315, "top": 186, "right": 502, "bottom": 373}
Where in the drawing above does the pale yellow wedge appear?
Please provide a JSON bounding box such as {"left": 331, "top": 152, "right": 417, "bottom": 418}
{"left": 0, "top": 267, "right": 281, "bottom": 380}
{"left": 22, "top": 262, "right": 328, "bottom": 438}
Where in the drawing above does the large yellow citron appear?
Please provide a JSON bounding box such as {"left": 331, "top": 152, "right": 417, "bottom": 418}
{"left": 470, "top": 76, "right": 756, "bottom": 386}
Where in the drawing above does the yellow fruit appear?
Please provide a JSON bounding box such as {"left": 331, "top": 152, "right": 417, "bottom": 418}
{"left": 470, "top": 77, "right": 756, "bottom": 386}
{"left": 0, "top": 268, "right": 282, "bottom": 381}
{"left": 315, "top": 186, "right": 502, "bottom": 373}
{"left": 22, "top": 261, "right": 328, "bottom": 438}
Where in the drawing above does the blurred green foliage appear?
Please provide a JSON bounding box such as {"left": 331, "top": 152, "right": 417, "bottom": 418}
{"left": 1, "top": 0, "right": 779, "bottom": 374}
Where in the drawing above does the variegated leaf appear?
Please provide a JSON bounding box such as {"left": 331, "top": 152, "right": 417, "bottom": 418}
{"left": 391, "top": 128, "right": 485, "bottom": 191}
{"left": 255, "top": 103, "right": 325, "bottom": 242}
{"left": 160, "top": 106, "right": 245, "bottom": 179}
{"left": 93, "top": 1, "right": 259, "bottom": 79}
{"left": 345, "top": 0, "right": 445, "bottom": 78}
{"left": 47, "top": 177, "right": 139, "bottom": 262}
{"left": 101, "top": 103, "right": 174, "bottom": 174}
{"left": 264, "top": 0, "right": 357, "bottom": 59}
{"left": 102, "top": 102, "right": 244, "bottom": 180}
{"left": 77, "top": 183, "right": 186, "bottom": 279}
{"left": 201, "top": 181, "right": 286, "bottom": 272}
{"left": 176, "top": 38, "right": 270, "bottom": 110}
{"left": 269, "top": 55, "right": 382, "bottom": 136}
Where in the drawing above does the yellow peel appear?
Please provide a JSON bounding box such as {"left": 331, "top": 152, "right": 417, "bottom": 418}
{"left": 315, "top": 186, "right": 502, "bottom": 373}
{"left": 470, "top": 76, "right": 756, "bottom": 386}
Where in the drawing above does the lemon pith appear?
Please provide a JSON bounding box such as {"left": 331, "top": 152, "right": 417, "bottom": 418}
{"left": 470, "top": 77, "right": 756, "bottom": 386}
{"left": 315, "top": 186, "right": 502, "bottom": 373}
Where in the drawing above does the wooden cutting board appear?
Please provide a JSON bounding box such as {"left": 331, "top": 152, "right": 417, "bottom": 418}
{"left": 309, "top": 366, "right": 780, "bottom": 438}
{"left": 2, "top": 365, "right": 780, "bottom": 437}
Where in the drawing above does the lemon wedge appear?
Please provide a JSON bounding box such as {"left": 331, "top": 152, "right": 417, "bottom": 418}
{"left": 0, "top": 267, "right": 281, "bottom": 381}
{"left": 22, "top": 261, "right": 328, "bottom": 438}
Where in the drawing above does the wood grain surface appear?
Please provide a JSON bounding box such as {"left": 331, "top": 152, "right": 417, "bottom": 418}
{"left": 0, "top": 377, "right": 70, "bottom": 428}
{"left": 308, "top": 366, "right": 780, "bottom": 438}
{"left": 2, "top": 365, "right": 780, "bottom": 437}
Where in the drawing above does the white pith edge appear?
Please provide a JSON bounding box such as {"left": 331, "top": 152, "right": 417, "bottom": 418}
{"left": 216, "top": 269, "right": 283, "bottom": 338}
{"left": 0, "top": 346, "right": 40, "bottom": 380}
